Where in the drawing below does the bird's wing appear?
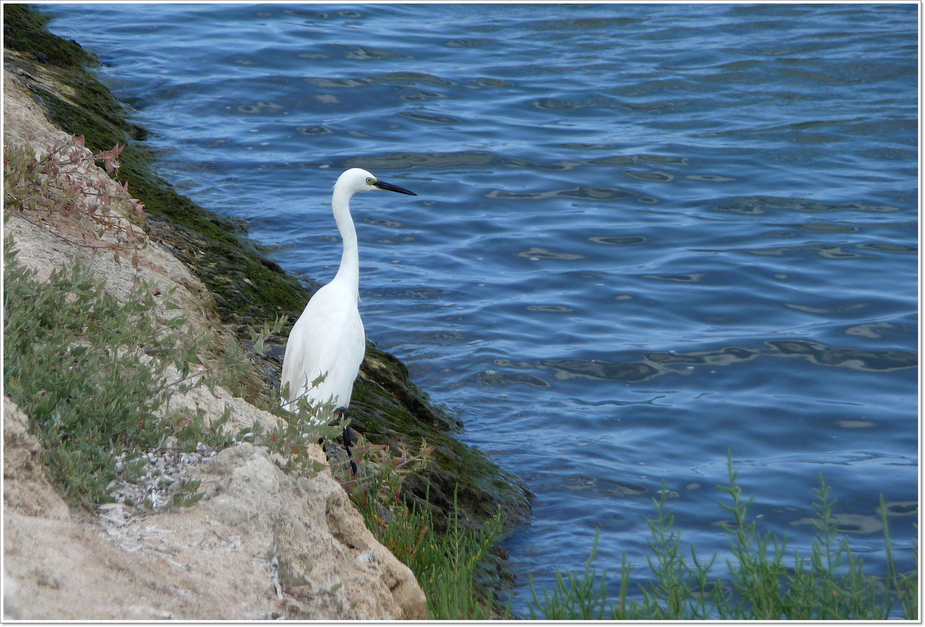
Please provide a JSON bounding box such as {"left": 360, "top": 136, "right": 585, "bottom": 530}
{"left": 281, "top": 294, "right": 327, "bottom": 406}
{"left": 280, "top": 282, "right": 365, "bottom": 410}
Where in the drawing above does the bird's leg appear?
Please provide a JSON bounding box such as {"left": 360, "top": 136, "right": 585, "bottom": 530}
{"left": 334, "top": 407, "right": 358, "bottom": 476}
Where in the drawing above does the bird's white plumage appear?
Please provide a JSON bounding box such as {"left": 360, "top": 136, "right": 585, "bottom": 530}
{"left": 280, "top": 168, "right": 415, "bottom": 423}
{"left": 281, "top": 278, "right": 365, "bottom": 415}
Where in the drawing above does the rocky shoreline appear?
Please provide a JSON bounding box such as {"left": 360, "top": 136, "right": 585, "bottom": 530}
{"left": 3, "top": 5, "right": 531, "bottom": 619}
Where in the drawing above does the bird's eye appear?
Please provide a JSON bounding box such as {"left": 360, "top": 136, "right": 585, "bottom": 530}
{"left": 366, "top": 177, "right": 375, "bottom": 186}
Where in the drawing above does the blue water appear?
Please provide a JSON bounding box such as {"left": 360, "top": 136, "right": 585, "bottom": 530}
{"left": 43, "top": 4, "right": 918, "bottom": 616}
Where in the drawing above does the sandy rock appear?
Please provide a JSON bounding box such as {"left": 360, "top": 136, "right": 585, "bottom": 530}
{"left": 3, "top": 54, "right": 75, "bottom": 148}
{"left": 158, "top": 368, "right": 284, "bottom": 437}
{"left": 3, "top": 398, "right": 69, "bottom": 521}
{"left": 172, "top": 443, "right": 426, "bottom": 620}
{"left": 6, "top": 207, "right": 220, "bottom": 334}
{"left": 3, "top": 397, "right": 425, "bottom": 620}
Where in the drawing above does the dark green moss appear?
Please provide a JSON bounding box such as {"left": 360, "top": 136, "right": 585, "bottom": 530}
{"left": 352, "top": 346, "right": 532, "bottom": 534}
{"left": 4, "top": 4, "right": 96, "bottom": 68}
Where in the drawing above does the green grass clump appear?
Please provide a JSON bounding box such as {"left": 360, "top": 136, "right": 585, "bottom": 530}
{"left": 3, "top": 241, "right": 231, "bottom": 506}
{"left": 529, "top": 454, "right": 918, "bottom": 620}
{"left": 350, "top": 465, "right": 508, "bottom": 620}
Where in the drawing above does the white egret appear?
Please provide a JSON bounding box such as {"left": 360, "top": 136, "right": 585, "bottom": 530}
{"left": 281, "top": 168, "right": 416, "bottom": 468}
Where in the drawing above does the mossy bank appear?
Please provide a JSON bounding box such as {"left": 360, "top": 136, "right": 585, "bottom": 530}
{"left": 4, "top": 0, "right": 530, "bottom": 569}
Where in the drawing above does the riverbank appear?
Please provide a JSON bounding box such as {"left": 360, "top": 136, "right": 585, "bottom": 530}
{"left": 3, "top": 4, "right": 530, "bottom": 618}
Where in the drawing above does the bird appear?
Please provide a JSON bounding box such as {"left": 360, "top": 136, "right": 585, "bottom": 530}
{"left": 280, "top": 168, "right": 416, "bottom": 469}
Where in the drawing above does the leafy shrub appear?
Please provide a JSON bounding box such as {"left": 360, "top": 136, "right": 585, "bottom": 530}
{"left": 3, "top": 241, "right": 230, "bottom": 505}
{"left": 5, "top": 136, "right": 146, "bottom": 257}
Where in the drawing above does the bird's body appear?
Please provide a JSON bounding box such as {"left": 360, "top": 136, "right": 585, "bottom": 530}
{"left": 281, "top": 168, "right": 416, "bottom": 424}
{"left": 281, "top": 277, "right": 365, "bottom": 417}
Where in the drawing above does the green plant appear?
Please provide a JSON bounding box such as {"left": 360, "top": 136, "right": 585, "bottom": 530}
{"left": 528, "top": 454, "right": 918, "bottom": 620}
{"left": 256, "top": 394, "right": 349, "bottom": 479}
{"left": 354, "top": 484, "right": 507, "bottom": 620}
{"left": 3, "top": 241, "right": 229, "bottom": 506}
{"left": 716, "top": 459, "right": 790, "bottom": 618}
{"left": 881, "top": 493, "right": 919, "bottom": 620}
{"left": 5, "top": 137, "right": 146, "bottom": 255}
{"left": 528, "top": 529, "right": 623, "bottom": 620}
{"left": 339, "top": 434, "right": 431, "bottom": 505}
{"left": 345, "top": 447, "right": 505, "bottom": 621}
{"left": 426, "top": 498, "right": 507, "bottom": 620}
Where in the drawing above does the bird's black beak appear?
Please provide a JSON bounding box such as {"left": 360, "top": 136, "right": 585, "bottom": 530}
{"left": 373, "top": 179, "right": 417, "bottom": 196}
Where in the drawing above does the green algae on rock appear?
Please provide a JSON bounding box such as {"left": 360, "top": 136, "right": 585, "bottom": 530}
{"left": 4, "top": 4, "right": 94, "bottom": 68}
{"left": 4, "top": 4, "right": 531, "bottom": 538}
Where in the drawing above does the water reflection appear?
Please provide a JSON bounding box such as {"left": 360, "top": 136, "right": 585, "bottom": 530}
{"left": 845, "top": 322, "right": 894, "bottom": 339}
{"left": 377, "top": 72, "right": 455, "bottom": 86}
{"left": 553, "top": 474, "right": 648, "bottom": 498}
{"left": 744, "top": 244, "right": 861, "bottom": 259}
{"left": 486, "top": 340, "right": 916, "bottom": 388}
{"left": 856, "top": 242, "right": 916, "bottom": 254}
{"left": 834, "top": 420, "right": 877, "bottom": 429}
{"left": 643, "top": 273, "right": 705, "bottom": 283}
{"left": 516, "top": 247, "right": 584, "bottom": 261}
{"left": 400, "top": 111, "right": 462, "bottom": 125}
{"left": 768, "top": 339, "right": 916, "bottom": 371}
{"left": 237, "top": 100, "right": 284, "bottom": 114}
{"left": 297, "top": 125, "right": 332, "bottom": 135}
{"left": 344, "top": 46, "right": 411, "bottom": 60}
{"left": 711, "top": 196, "right": 901, "bottom": 215}
{"left": 791, "top": 513, "right": 882, "bottom": 534}
{"left": 798, "top": 222, "right": 858, "bottom": 234}
{"left": 304, "top": 77, "right": 371, "bottom": 88}
{"left": 344, "top": 151, "right": 503, "bottom": 169}
{"left": 338, "top": 149, "right": 699, "bottom": 175}
{"left": 623, "top": 170, "right": 673, "bottom": 182}
{"left": 478, "top": 371, "right": 550, "bottom": 388}
{"left": 487, "top": 185, "right": 636, "bottom": 201}
{"left": 589, "top": 235, "right": 647, "bottom": 246}
{"left": 879, "top": 501, "right": 918, "bottom": 517}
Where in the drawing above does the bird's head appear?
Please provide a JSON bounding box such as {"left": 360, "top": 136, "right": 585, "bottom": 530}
{"left": 336, "top": 168, "right": 417, "bottom": 196}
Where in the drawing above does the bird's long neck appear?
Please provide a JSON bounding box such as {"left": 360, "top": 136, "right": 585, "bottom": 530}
{"left": 332, "top": 186, "right": 360, "bottom": 301}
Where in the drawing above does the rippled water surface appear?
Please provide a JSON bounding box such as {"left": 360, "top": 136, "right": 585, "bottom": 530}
{"left": 44, "top": 4, "right": 918, "bottom": 614}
